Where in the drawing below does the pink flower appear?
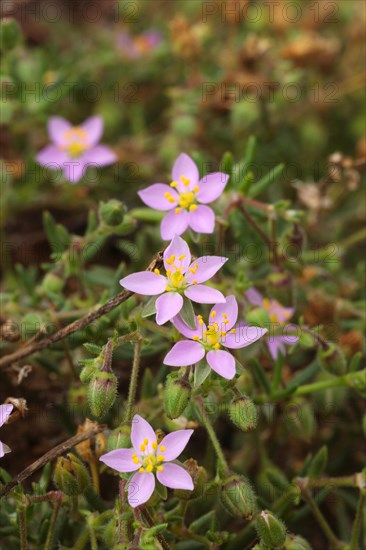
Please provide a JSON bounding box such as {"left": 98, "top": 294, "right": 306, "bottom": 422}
{"left": 116, "top": 29, "right": 162, "bottom": 59}
{"left": 164, "top": 296, "right": 267, "bottom": 380}
{"left": 100, "top": 415, "right": 193, "bottom": 508}
{"left": 246, "top": 288, "right": 299, "bottom": 360}
{"left": 0, "top": 404, "right": 13, "bottom": 458}
{"left": 36, "top": 116, "right": 117, "bottom": 184}
{"left": 120, "top": 234, "right": 228, "bottom": 325}
{"left": 138, "top": 153, "right": 229, "bottom": 240}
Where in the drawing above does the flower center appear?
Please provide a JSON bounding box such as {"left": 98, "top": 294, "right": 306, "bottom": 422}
{"left": 62, "top": 127, "right": 89, "bottom": 158}
{"left": 154, "top": 255, "right": 199, "bottom": 292}
{"left": 131, "top": 439, "right": 166, "bottom": 473}
{"left": 164, "top": 175, "right": 200, "bottom": 213}
{"left": 193, "top": 311, "right": 236, "bottom": 351}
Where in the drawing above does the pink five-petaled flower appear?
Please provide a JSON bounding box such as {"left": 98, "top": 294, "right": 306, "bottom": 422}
{"left": 0, "top": 404, "right": 13, "bottom": 458}
{"left": 120, "top": 234, "right": 228, "bottom": 325}
{"left": 36, "top": 116, "right": 117, "bottom": 184}
{"left": 246, "top": 288, "right": 299, "bottom": 360}
{"left": 164, "top": 296, "right": 268, "bottom": 380}
{"left": 99, "top": 415, "right": 194, "bottom": 508}
{"left": 138, "top": 153, "right": 229, "bottom": 240}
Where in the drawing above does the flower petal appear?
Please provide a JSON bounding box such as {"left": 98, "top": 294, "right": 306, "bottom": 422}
{"left": 99, "top": 448, "right": 139, "bottom": 473}
{"left": 270, "top": 302, "right": 294, "bottom": 323}
{"left": 197, "top": 172, "right": 229, "bottom": 204}
{"left": 138, "top": 184, "right": 178, "bottom": 211}
{"left": 186, "top": 256, "right": 228, "bottom": 284}
{"left": 189, "top": 205, "right": 215, "bottom": 234}
{"left": 161, "top": 210, "right": 189, "bottom": 240}
{"left": 120, "top": 272, "right": 167, "bottom": 295}
{"left": 163, "top": 235, "right": 191, "bottom": 272}
{"left": 0, "top": 404, "right": 13, "bottom": 428}
{"left": 131, "top": 415, "right": 157, "bottom": 453}
{"left": 172, "top": 153, "right": 199, "bottom": 191}
{"left": 267, "top": 337, "right": 287, "bottom": 360}
{"left": 36, "top": 145, "right": 68, "bottom": 167}
{"left": 164, "top": 340, "right": 205, "bottom": 367}
{"left": 0, "top": 441, "right": 11, "bottom": 459}
{"left": 159, "top": 429, "right": 194, "bottom": 461}
{"left": 224, "top": 324, "right": 267, "bottom": 349}
{"left": 128, "top": 472, "right": 155, "bottom": 508}
{"left": 157, "top": 463, "right": 193, "bottom": 490}
{"left": 245, "top": 288, "right": 264, "bottom": 306}
{"left": 84, "top": 145, "right": 117, "bottom": 167}
{"left": 207, "top": 350, "right": 236, "bottom": 380}
{"left": 172, "top": 314, "right": 206, "bottom": 339}
{"left": 155, "top": 292, "right": 183, "bottom": 325}
{"left": 184, "top": 285, "right": 225, "bottom": 304}
{"left": 48, "top": 116, "right": 72, "bottom": 146}
{"left": 209, "top": 295, "right": 238, "bottom": 331}
{"left": 81, "top": 115, "right": 104, "bottom": 147}
{"left": 63, "top": 160, "right": 86, "bottom": 184}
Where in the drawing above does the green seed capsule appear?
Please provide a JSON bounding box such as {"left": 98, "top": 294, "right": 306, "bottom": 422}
{"left": 285, "top": 534, "right": 313, "bottom": 550}
{"left": 0, "top": 18, "right": 22, "bottom": 51}
{"left": 164, "top": 372, "right": 192, "bottom": 419}
{"left": 99, "top": 199, "right": 126, "bottom": 227}
{"left": 256, "top": 510, "right": 287, "bottom": 549}
{"left": 228, "top": 396, "right": 258, "bottom": 432}
{"left": 88, "top": 371, "right": 118, "bottom": 418}
{"left": 220, "top": 475, "right": 257, "bottom": 519}
{"left": 53, "top": 453, "right": 90, "bottom": 495}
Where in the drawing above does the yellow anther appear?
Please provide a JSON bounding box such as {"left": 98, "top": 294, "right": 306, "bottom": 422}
{"left": 214, "top": 343, "right": 221, "bottom": 350}
{"left": 154, "top": 268, "right": 160, "bottom": 275}
{"left": 193, "top": 279, "right": 198, "bottom": 284}
{"left": 166, "top": 286, "right": 171, "bottom": 291}
{"left": 193, "top": 186, "right": 200, "bottom": 192}
{"left": 224, "top": 320, "right": 229, "bottom": 325}
{"left": 166, "top": 269, "right": 172, "bottom": 277}
{"left": 262, "top": 298, "right": 271, "bottom": 310}
{"left": 193, "top": 336, "right": 199, "bottom": 341}
{"left": 221, "top": 331, "right": 227, "bottom": 336}
{"left": 143, "top": 438, "right": 148, "bottom": 445}
{"left": 178, "top": 254, "right": 186, "bottom": 261}
{"left": 170, "top": 181, "right": 178, "bottom": 187}
{"left": 211, "top": 311, "right": 217, "bottom": 318}
{"left": 157, "top": 455, "right": 165, "bottom": 461}
{"left": 169, "top": 255, "right": 175, "bottom": 263}
{"left": 146, "top": 464, "right": 153, "bottom": 473}
{"left": 140, "top": 444, "right": 146, "bottom": 452}
{"left": 164, "top": 192, "right": 171, "bottom": 198}
{"left": 231, "top": 328, "right": 236, "bottom": 333}
{"left": 197, "top": 315, "right": 203, "bottom": 319}
{"left": 159, "top": 446, "right": 166, "bottom": 452}
{"left": 222, "top": 313, "right": 228, "bottom": 318}
{"left": 198, "top": 318, "right": 204, "bottom": 325}
{"left": 132, "top": 453, "right": 137, "bottom": 459}
{"left": 189, "top": 204, "right": 197, "bottom": 211}
{"left": 133, "top": 457, "right": 139, "bottom": 464}
{"left": 181, "top": 175, "right": 190, "bottom": 186}
{"left": 139, "top": 467, "right": 144, "bottom": 473}
{"left": 157, "top": 465, "right": 164, "bottom": 472}
{"left": 152, "top": 441, "right": 157, "bottom": 450}
{"left": 175, "top": 207, "right": 182, "bottom": 214}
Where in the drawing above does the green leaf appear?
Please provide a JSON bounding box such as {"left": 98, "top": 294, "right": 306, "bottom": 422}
{"left": 221, "top": 151, "right": 233, "bottom": 187}
{"left": 142, "top": 296, "right": 157, "bottom": 318}
{"left": 194, "top": 361, "right": 211, "bottom": 387}
{"left": 238, "top": 135, "right": 257, "bottom": 192}
{"left": 83, "top": 343, "right": 103, "bottom": 355}
{"left": 349, "top": 352, "right": 362, "bottom": 373}
{"left": 249, "top": 358, "right": 271, "bottom": 394}
{"left": 248, "top": 163, "right": 285, "bottom": 198}
{"left": 180, "top": 297, "right": 196, "bottom": 329}
{"left": 43, "top": 211, "right": 71, "bottom": 254}
{"left": 190, "top": 510, "right": 216, "bottom": 533}
{"left": 308, "top": 446, "right": 328, "bottom": 478}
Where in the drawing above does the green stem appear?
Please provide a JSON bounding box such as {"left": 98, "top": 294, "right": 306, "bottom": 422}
{"left": 350, "top": 490, "right": 366, "bottom": 549}
{"left": 19, "top": 510, "right": 27, "bottom": 550}
{"left": 72, "top": 529, "right": 89, "bottom": 550}
{"left": 304, "top": 475, "right": 362, "bottom": 489}
{"left": 119, "top": 480, "right": 129, "bottom": 544}
{"left": 44, "top": 495, "right": 62, "bottom": 550}
{"left": 87, "top": 515, "right": 98, "bottom": 550}
{"left": 124, "top": 338, "right": 143, "bottom": 423}
{"left": 195, "top": 396, "right": 230, "bottom": 476}
{"left": 296, "top": 480, "right": 342, "bottom": 549}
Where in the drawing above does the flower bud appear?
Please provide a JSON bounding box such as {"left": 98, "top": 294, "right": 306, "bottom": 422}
{"left": 80, "top": 363, "right": 98, "bottom": 384}
{"left": 53, "top": 453, "right": 90, "bottom": 495}
{"left": 107, "top": 425, "right": 131, "bottom": 451}
{"left": 99, "top": 200, "right": 126, "bottom": 227}
{"left": 220, "top": 475, "right": 257, "bottom": 519}
{"left": 319, "top": 344, "right": 347, "bottom": 375}
{"left": 174, "top": 459, "right": 207, "bottom": 500}
{"left": 228, "top": 396, "right": 258, "bottom": 432}
{"left": 0, "top": 18, "right": 22, "bottom": 51}
{"left": 164, "top": 372, "right": 192, "bottom": 419}
{"left": 88, "top": 371, "right": 118, "bottom": 418}
{"left": 285, "top": 534, "right": 313, "bottom": 550}
{"left": 256, "top": 510, "right": 287, "bottom": 549}
{"left": 42, "top": 273, "right": 64, "bottom": 295}
{"left": 245, "top": 308, "right": 270, "bottom": 327}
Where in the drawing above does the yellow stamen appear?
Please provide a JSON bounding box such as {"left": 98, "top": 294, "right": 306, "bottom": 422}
{"left": 214, "top": 343, "right": 221, "bottom": 350}
{"left": 193, "top": 279, "right": 198, "bottom": 284}
{"left": 143, "top": 438, "right": 148, "bottom": 445}
{"left": 133, "top": 457, "right": 139, "bottom": 464}
{"left": 175, "top": 207, "right": 181, "bottom": 214}
{"left": 198, "top": 319, "right": 204, "bottom": 325}
{"left": 222, "top": 313, "right": 228, "bottom": 318}
{"left": 221, "top": 331, "right": 226, "bottom": 336}
{"left": 152, "top": 441, "right": 157, "bottom": 450}
{"left": 193, "top": 186, "right": 200, "bottom": 192}
{"left": 139, "top": 467, "right": 144, "bottom": 473}
{"left": 211, "top": 311, "right": 216, "bottom": 318}
{"left": 189, "top": 204, "right": 197, "bottom": 211}
{"left": 166, "top": 255, "right": 175, "bottom": 264}
{"left": 140, "top": 444, "right": 146, "bottom": 452}
{"left": 157, "top": 455, "right": 165, "bottom": 461}
{"left": 178, "top": 254, "right": 186, "bottom": 261}
{"left": 146, "top": 464, "right": 153, "bottom": 473}
{"left": 224, "top": 320, "right": 229, "bottom": 325}
{"left": 154, "top": 268, "right": 160, "bottom": 275}
{"left": 132, "top": 453, "right": 137, "bottom": 459}
{"left": 166, "top": 286, "right": 171, "bottom": 291}
{"left": 193, "top": 336, "right": 199, "bottom": 341}
{"left": 159, "top": 446, "right": 166, "bottom": 452}
{"left": 170, "top": 181, "right": 178, "bottom": 188}
{"left": 166, "top": 269, "right": 172, "bottom": 277}
{"left": 231, "top": 328, "right": 236, "bottom": 333}
{"left": 157, "top": 465, "right": 164, "bottom": 472}
{"left": 181, "top": 175, "right": 190, "bottom": 186}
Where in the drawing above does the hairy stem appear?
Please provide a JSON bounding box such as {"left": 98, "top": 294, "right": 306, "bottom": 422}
{"left": 350, "top": 490, "right": 366, "bottom": 549}
{"left": 44, "top": 494, "right": 62, "bottom": 550}
{"left": 124, "top": 337, "right": 143, "bottom": 423}
{"left": 19, "top": 509, "right": 27, "bottom": 550}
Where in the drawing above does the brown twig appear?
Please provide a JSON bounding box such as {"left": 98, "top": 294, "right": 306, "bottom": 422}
{"left": 0, "top": 424, "right": 107, "bottom": 498}
{"left": 0, "top": 252, "right": 163, "bottom": 370}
